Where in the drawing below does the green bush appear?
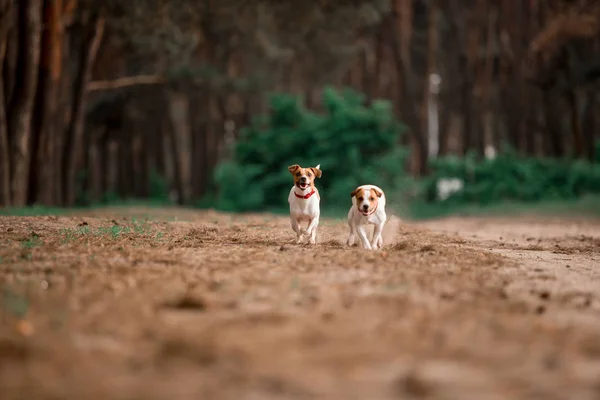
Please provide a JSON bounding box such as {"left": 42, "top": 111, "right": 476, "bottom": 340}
{"left": 212, "top": 87, "right": 410, "bottom": 212}
{"left": 149, "top": 169, "right": 171, "bottom": 204}
{"left": 422, "top": 147, "right": 600, "bottom": 205}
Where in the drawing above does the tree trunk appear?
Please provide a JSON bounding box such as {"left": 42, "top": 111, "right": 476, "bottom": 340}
{"left": 88, "top": 129, "right": 103, "bottom": 204}
{"left": 390, "top": 0, "right": 428, "bottom": 175}
{"left": 189, "top": 92, "right": 207, "bottom": 200}
{"left": 0, "top": 0, "right": 12, "bottom": 206}
{"left": 581, "top": 91, "right": 597, "bottom": 162}
{"left": 542, "top": 93, "right": 564, "bottom": 157}
{"left": 2, "top": 2, "right": 17, "bottom": 111}
{"left": 563, "top": 49, "right": 584, "bottom": 159}
{"left": 459, "top": 56, "right": 474, "bottom": 155}
{"left": 32, "top": 0, "right": 64, "bottom": 205}
{"left": 8, "top": 0, "right": 43, "bottom": 206}
{"left": 54, "top": 15, "right": 73, "bottom": 206}
{"left": 62, "top": 14, "right": 104, "bottom": 206}
{"left": 166, "top": 90, "right": 192, "bottom": 204}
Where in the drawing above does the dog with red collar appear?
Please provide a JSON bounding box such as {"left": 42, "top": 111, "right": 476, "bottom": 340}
{"left": 346, "top": 184, "right": 387, "bottom": 250}
{"left": 287, "top": 164, "right": 322, "bottom": 244}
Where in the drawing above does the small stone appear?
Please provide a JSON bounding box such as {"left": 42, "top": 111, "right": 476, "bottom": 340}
{"left": 16, "top": 320, "right": 33, "bottom": 337}
{"left": 535, "top": 305, "right": 546, "bottom": 315}
{"left": 539, "top": 291, "right": 550, "bottom": 300}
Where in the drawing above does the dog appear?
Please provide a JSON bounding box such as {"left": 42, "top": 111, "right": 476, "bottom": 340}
{"left": 287, "top": 164, "right": 322, "bottom": 244}
{"left": 346, "top": 184, "right": 387, "bottom": 250}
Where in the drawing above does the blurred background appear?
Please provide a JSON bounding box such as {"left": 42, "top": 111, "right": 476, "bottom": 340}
{"left": 0, "top": 0, "right": 599, "bottom": 217}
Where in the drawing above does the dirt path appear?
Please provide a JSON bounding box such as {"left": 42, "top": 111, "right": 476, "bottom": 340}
{"left": 1, "top": 208, "right": 599, "bottom": 400}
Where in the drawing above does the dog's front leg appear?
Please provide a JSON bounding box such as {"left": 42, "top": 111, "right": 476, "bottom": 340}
{"left": 371, "top": 223, "right": 384, "bottom": 249}
{"left": 356, "top": 224, "right": 372, "bottom": 250}
{"left": 346, "top": 219, "right": 356, "bottom": 246}
{"left": 306, "top": 217, "right": 319, "bottom": 245}
{"left": 291, "top": 217, "right": 304, "bottom": 243}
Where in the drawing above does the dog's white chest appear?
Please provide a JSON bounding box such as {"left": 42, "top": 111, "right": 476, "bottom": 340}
{"left": 288, "top": 188, "right": 319, "bottom": 220}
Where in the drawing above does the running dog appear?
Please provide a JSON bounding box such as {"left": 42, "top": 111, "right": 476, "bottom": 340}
{"left": 287, "top": 164, "right": 322, "bottom": 244}
{"left": 346, "top": 184, "right": 387, "bottom": 250}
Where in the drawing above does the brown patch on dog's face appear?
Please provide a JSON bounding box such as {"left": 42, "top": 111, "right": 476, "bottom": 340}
{"left": 288, "top": 164, "right": 321, "bottom": 190}
{"left": 352, "top": 187, "right": 380, "bottom": 216}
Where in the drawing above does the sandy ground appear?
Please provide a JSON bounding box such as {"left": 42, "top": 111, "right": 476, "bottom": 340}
{"left": 0, "top": 207, "right": 599, "bottom": 400}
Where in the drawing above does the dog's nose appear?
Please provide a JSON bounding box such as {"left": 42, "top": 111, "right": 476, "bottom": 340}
{"left": 300, "top": 176, "right": 307, "bottom": 182}
{"left": 362, "top": 204, "right": 369, "bottom": 210}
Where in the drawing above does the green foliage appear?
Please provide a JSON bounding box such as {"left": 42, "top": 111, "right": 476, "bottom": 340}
{"left": 421, "top": 148, "right": 600, "bottom": 206}
{"left": 149, "top": 169, "right": 171, "bottom": 204}
{"left": 212, "top": 87, "right": 409, "bottom": 212}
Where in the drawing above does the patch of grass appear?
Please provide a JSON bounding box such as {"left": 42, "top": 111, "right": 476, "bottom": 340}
{"left": 0, "top": 200, "right": 172, "bottom": 217}
{"left": 95, "top": 225, "right": 130, "bottom": 239}
{"left": 59, "top": 220, "right": 162, "bottom": 244}
{"left": 59, "top": 226, "right": 91, "bottom": 243}
{"left": 0, "top": 205, "right": 67, "bottom": 216}
{"left": 21, "top": 235, "right": 43, "bottom": 249}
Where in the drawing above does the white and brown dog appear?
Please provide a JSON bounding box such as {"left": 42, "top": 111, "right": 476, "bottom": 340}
{"left": 287, "top": 164, "right": 322, "bottom": 244}
{"left": 346, "top": 184, "right": 387, "bottom": 250}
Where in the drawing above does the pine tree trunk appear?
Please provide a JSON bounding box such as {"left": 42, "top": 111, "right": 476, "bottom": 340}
{"left": 0, "top": 0, "right": 12, "bottom": 206}
{"left": 390, "top": 0, "right": 428, "bottom": 175}
{"left": 167, "top": 90, "right": 192, "bottom": 205}
{"left": 582, "top": 91, "right": 597, "bottom": 162}
{"left": 542, "top": 94, "right": 565, "bottom": 157}
{"left": 62, "top": 14, "right": 104, "bottom": 206}
{"left": 8, "top": 0, "right": 43, "bottom": 206}
{"left": 33, "top": 0, "right": 64, "bottom": 205}
{"left": 2, "top": 1, "right": 17, "bottom": 111}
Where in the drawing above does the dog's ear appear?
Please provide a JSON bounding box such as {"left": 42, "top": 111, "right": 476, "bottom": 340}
{"left": 288, "top": 164, "right": 300, "bottom": 174}
{"left": 310, "top": 165, "right": 322, "bottom": 178}
{"left": 350, "top": 188, "right": 358, "bottom": 198}
{"left": 371, "top": 188, "right": 383, "bottom": 198}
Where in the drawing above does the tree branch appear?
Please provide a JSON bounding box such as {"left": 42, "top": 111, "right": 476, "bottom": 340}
{"left": 87, "top": 75, "right": 165, "bottom": 91}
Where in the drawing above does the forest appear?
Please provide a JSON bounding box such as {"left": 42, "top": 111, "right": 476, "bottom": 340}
{"left": 0, "top": 0, "right": 599, "bottom": 209}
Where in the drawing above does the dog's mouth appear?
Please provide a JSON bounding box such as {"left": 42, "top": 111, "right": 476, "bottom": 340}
{"left": 296, "top": 182, "right": 309, "bottom": 190}
{"left": 359, "top": 207, "right": 372, "bottom": 216}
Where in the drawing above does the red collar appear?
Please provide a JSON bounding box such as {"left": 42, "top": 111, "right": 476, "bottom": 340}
{"left": 294, "top": 189, "right": 316, "bottom": 199}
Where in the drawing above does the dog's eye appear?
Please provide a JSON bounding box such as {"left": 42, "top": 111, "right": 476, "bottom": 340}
{"left": 358, "top": 197, "right": 364, "bottom": 201}
{"left": 369, "top": 197, "right": 374, "bottom": 201}
{"left": 307, "top": 172, "right": 312, "bottom": 176}
{"left": 295, "top": 172, "right": 301, "bottom": 177}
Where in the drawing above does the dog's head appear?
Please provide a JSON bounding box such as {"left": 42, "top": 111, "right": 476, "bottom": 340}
{"left": 288, "top": 164, "right": 322, "bottom": 190}
{"left": 351, "top": 186, "right": 383, "bottom": 216}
